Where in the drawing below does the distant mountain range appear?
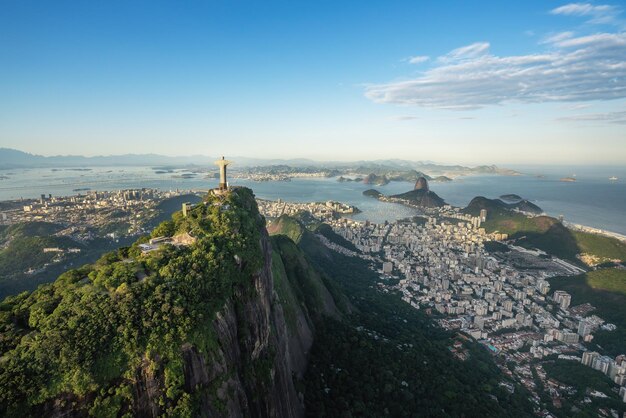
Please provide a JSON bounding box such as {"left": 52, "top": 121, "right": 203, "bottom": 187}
{"left": 0, "top": 148, "right": 218, "bottom": 169}
{"left": 0, "top": 148, "right": 519, "bottom": 176}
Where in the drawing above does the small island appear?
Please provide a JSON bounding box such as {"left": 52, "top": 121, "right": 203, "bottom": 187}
{"left": 172, "top": 173, "right": 197, "bottom": 179}
{"left": 362, "top": 173, "right": 390, "bottom": 186}
{"left": 362, "top": 189, "right": 382, "bottom": 198}
{"left": 337, "top": 176, "right": 362, "bottom": 183}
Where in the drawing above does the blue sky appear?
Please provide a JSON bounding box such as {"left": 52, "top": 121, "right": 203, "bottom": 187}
{"left": 1, "top": 0, "right": 625, "bottom": 164}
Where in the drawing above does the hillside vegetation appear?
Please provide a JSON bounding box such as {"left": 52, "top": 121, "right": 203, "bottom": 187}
{"left": 586, "top": 268, "right": 626, "bottom": 295}
{"left": 543, "top": 359, "right": 626, "bottom": 413}
{"left": 464, "top": 197, "right": 626, "bottom": 265}
{"left": 0, "top": 222, "right": 83, "bottom": 282}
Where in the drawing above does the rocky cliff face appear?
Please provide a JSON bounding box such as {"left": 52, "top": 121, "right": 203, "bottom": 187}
{"left": 390, "top": 188, "right": 446, "bottom": 208}
{"left": 132, "top": 223, "right": 306, "bottom": 417}
{"left": 414, "top": 176, "right": 429, "bottom": 191}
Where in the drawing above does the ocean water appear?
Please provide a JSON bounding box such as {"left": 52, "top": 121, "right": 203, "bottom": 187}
{"left": 0, "top": 166, "right": 625, "bottom": 235}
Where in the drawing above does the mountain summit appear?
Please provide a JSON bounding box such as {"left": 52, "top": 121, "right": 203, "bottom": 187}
{"left": 414, "top": 176, "right": 429, "bottom": 191}
{"left": 391, "top": 176, "right": 445, "bottom": 208}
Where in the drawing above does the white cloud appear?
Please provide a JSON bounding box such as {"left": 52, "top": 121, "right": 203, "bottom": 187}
{"left": 557, "top": 110, "right": 626, "bottom": 124}
{"left": 550, "top": 3, "right": 619, "bottom": 24}
{"left": 564, "top": 103, "right": 591, "bottom": 110}
{"left": 391, "top": 115, "right": 419, "bottom": 121}
{"left": 364, "top": 32, "right": 626, "bottom": 110}
{"left": 554, "top": 32, "right": 625, "bottom": 47}
{"left": 541, "top": 31, "right": 575, "bottom": 44}
{"left": 440, "top": 42, "right": 490, "bottom": 62}
{"left": 407, "top": 55, "right": 429, "bottom": 64}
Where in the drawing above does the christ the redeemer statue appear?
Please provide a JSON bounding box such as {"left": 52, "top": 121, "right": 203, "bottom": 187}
{"left": 215, "top": 156, "right": 231, "bottom": 191}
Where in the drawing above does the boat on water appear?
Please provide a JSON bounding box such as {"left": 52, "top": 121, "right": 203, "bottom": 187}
{"left": 609, "top": 176, "right": 618, "bottom": 181}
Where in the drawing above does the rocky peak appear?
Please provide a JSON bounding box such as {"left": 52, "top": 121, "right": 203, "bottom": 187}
{"left": 414, "top": 176, "right": 429, "bottom": 191}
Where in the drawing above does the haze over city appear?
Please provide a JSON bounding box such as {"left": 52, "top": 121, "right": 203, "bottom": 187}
{"left": 1, "top": 0, "right": 625, "bottom": 164}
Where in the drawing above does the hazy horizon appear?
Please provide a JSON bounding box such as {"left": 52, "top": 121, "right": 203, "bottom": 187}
{"left": 3, "top": 146, "right": 626, "bottom": 169}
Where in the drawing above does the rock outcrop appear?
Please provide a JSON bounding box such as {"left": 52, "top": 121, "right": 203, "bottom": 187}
{"left": 414, "top": 176, "right": 429, "bottom": 191}
{"left": 464, "top": 196, "right": 542, "bottom": 216}
{"left": 362, "top": 189, "right": 382, "bottom": 198}
{"left": 390, "top": 188, "right": 446, "bottom": 208}
{"left": 132, "top": 217, "right": 309, "bottom": 417}
{"left": 130, "top": 197, "right": 348, "bottom": 417}
{"left": 362, "top": 173, "right": 389, "bottom": 186}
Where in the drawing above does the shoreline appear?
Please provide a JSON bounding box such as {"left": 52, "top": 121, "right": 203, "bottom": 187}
{"left": 375, "top": 191, "right": 626, "bottom": 244}
{"left": 564, "top": 221, "right": 626, "bottom": 243}
{"left": 1, "top": 175, "right": 625, "bottom": 241}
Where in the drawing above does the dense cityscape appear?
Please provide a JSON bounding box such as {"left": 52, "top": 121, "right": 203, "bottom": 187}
{"left": 0, "top": 189, "right": 199, "bottom": 282}
{"left": 259, "top": 197, "right": 626, "bottom": 415}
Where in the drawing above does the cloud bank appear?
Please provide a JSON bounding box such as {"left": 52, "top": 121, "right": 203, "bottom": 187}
{"left": 557, "top": 110, "right": 626, "bottom": 124}
{"left": 365, "top": 4, "right": 626, "bottom": 110}
{"left": 407, "top": 55, "right": 429, "bottom": 64}
{"left": 550, "top": 2, "right": 619, "bottom": 24}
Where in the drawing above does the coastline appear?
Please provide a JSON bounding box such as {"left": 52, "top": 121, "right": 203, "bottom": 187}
{"left": 565, "top": 221, "right": 626, "bottom": 244}
{"left": 0, "top": 170, "right": 625, "bottom": 239}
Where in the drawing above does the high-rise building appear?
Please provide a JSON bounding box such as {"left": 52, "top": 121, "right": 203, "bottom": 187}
{"left": 479, "top": 209, "right": 487, "bottom": 222}
{"left": 577, "top": 319, "right": 594, "bottom": 337}
{"left": 608, "top": 361, "right": 626, "bottom": 380}
{"left": 553, "top": 290, "right": 572, "bottom": 309}
{"left": 503, "top": 300, "right": 513, "bottom": 312}
{"left": 474, "top": 316, "right": 486, "bottom": 330}
{"left": 558, "top": 331, "right": 579, "bottom": 344}
{"left": 581, "top": 351, "right": 600, "bottom": 367}
{"left": 592, "top": 356, "right": 612, "bottom": 374}
{"left": 536, "top": 280, "right": 550, "bottom": 295}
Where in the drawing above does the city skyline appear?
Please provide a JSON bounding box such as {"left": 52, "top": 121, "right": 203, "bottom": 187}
{"left": 1, "top": 0, "right": 625, "bottom": 164}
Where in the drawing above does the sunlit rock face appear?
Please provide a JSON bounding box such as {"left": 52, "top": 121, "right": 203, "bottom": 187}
{"left": 414, "top": 177, "right": 429, "bottom": 192}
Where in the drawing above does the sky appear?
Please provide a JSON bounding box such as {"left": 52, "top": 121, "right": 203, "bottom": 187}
{"left": 1, "top": 0, "right": 625, "bottom": 165}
